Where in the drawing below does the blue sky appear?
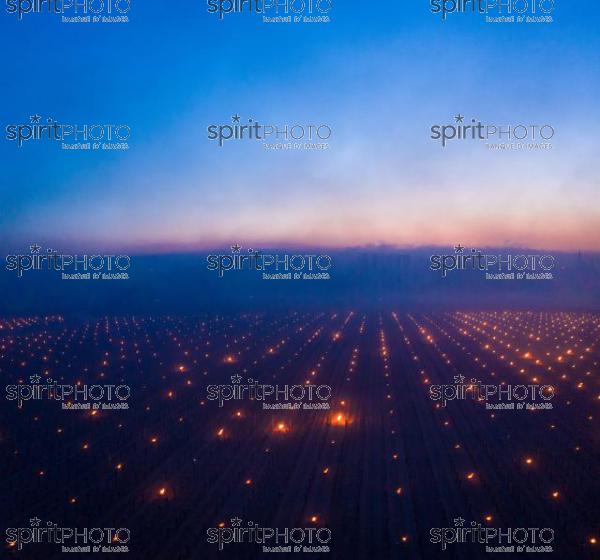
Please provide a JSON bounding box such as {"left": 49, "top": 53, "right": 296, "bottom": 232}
{"left": 0, "top": 0, "right": 598, "bottom": 252}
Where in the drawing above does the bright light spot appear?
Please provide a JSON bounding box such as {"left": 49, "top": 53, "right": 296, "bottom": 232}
{"left": 274, "top": 422, "right": 289, "bottom": 433}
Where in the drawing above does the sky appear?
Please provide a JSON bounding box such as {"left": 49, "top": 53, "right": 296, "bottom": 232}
{"left": 0, "top": 0, "right": 598, "bottom": 253}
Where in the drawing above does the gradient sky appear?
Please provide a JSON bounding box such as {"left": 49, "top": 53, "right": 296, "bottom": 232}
{"left": 0, "top": 0, "right": 598, "bottom": 252}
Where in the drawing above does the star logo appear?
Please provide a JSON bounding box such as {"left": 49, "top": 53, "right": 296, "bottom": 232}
{"left": 454, "top": 244, "right": 465, "bottom": 254}
{"left": 30, "top": 243, "right": 42, "bottom": 254}
{"left": 454, "top": 114, "right": 465, "bottom": 123}
{"left": 231, "top": 244, "right": 242, "bottom": 253}
{"left": 453, "top": 374, "right": 466, "bottom": 384}
{"left": 230, "top": 517, "right": 242, "bottom": 527}
{"left": 231, "top": 375, "right": 242, "bottom": 384}
{"left": 30, "top": 114, "right": 41, "bottom": 124}
{"left": 29, "top": 374, "right": 41, "bottom": 384}
{"left": 454, "top": 517, "right": 465, "bottom": 527}
{"left": 231, "top": 114, "right": 241, "bottom": 123}
{"left": 30, "top": 517, "right": 41, "bottom": 527}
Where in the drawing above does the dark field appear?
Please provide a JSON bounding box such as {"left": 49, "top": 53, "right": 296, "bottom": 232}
{"left": 1, "top": 311, "right": 599, "bottom": 559}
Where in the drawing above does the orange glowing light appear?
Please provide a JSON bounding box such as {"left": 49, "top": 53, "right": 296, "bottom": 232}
{"left": 116, "top": 463, "right": 123, "bottom": 471}
{"left": 224, "top": 355, "right": 236, "bottom": 364}
{"left": 323, "top": 467, "right": 330, "bottom": 475}
{"left": 245, "top": 479, "right": 252, "bottom": 486}
{"left": 274, "top": 422, "right": 289, "bottom": 433}
{"left": 395, "top": 487, "right": 403, "bottom": 495}
{"left": 524, "top": 457, "right": 534, "bottom": 465}
{"left": 217, "top": 428, "right": 225, "bottom": 438}
{"left": 590, "top": 537, "right": 597, "bottom": 545}
{"left": 467, "top": 472, "right": 476, "bottom": 480}
{"left": 331, "top": 412, "right": 348, "bottom": 427}
{"left": 150, "top": 436, "right": 158, "bottom": 444}
{"left": 69, "top": 497, "right": 77, "bottom": 504}
{"left": 401, "top": 536, "right": 409, "bottom": 543}
{"left": 485, "top": 515, "right": 493, "bottom": 522}
{"left": 310, "top": 516, "right": 319, "bottom": 524}
{"left": 158, "top": 487, "right": 167, "bottom": 497}
{"left": 551, "top": 491, "right": 560, "bottom": 499}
